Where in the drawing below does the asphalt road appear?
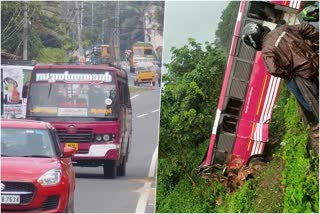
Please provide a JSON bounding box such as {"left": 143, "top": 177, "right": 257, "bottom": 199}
{"left": 74, "top": 82, "right": 161, "bottom": 213}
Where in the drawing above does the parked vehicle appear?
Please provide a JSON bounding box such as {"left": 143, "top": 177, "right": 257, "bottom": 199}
{"left": 196, "top": 0, "right": 302, "bottom": 190}
{"left": 26, "top": 64, "right": 132, "bottom": 178}
{"left": 1, "top": 119, "right": 76, "bottom": 213}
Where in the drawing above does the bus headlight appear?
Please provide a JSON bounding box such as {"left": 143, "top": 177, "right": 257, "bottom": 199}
{"left": 95, "top": 135, "right": 102, "bottom": 141}
{"left": 103, "top": 134, "right": 110, "bottom": 141}
{"left": 94, "top": 134, "right": 115, "bottom": 142}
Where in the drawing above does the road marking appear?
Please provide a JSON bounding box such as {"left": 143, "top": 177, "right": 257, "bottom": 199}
{"left": 136, "top": 113, "right": 148, "bottom": 118}
{"left": 135, "top": 146, "right": 158, "bottom": 213}
{"left": 151, "top": 109, "right": 160, "bottom": 113}
{"left": 148, "top": 146, "right": 158, "bottom": 177}
{"left": 130, "top": 94, "right": 139, "bottom": 100}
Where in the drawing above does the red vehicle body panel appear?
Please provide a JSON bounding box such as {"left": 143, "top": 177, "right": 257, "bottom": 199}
{"left": 51, "top": 121, "right": 121, "bottom": 160}
{"left": 1, "top": 119, "right": 75, "bottom": 213}
{"left": 201, "top": 0, "right": 302, "bottom": 169}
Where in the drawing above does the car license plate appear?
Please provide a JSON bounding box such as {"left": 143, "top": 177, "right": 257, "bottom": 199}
{"left": 1, "top": 195, "right": 20, "bottom": 204}
{"left": 65, "top": 142, "right": 78, "bottom": 151}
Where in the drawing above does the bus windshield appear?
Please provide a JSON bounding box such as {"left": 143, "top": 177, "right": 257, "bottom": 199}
{"left": 27, "top": 82, "right": 118, "bottom": 119}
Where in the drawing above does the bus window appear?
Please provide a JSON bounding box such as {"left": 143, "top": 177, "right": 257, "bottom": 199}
{"left": 144, "top": 48, "right": 153, "bottom": 56}
{"left": 229, "top": 79, "right": 248, "bottom": 99}
{"left": 222, "top": 116, "right": 238, "bottom": 134}
{"left": 225, "top": 97, "right": 243, "bottom": 117}
{"left": 247, "top": 1, "right": 282, "bottom": 23}
{"left": 235, "top": 38, "right": 256, "bottom": 61}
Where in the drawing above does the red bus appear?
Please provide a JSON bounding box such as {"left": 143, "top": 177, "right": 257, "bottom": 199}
{"left": 26, "top": 65, "right": 132, "bottom": 178}
{"left": 197, "top": 0, "right": 302, "bottom": 186}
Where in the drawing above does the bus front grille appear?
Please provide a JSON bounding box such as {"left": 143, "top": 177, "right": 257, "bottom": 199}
{"left": 56, "top": 128, "right": 93, "bottom": 142}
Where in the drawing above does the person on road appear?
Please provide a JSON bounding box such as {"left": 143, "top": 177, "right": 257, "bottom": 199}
{"left": 241, "top": 22, "right": 319, "bottom": 137}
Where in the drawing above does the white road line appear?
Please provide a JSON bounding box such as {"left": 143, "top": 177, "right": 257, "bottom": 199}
{"left": 135, "top": 146, "right": 158, "bottom": 213}
{"left": 148, "top": 146, "right": 158, "bottom": 177}
{"left": 151, "top": 109, "right": 160, "bottom": 113}
{"left": 136, "top": 113, "right": 148, "bottom": 118}
{"left": 130, "top": 94, "right": 139, "bottom": 100}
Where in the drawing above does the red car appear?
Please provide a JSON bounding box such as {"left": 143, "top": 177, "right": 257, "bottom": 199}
{"left": 1, "top": 119, "right": 76, "bottom": 213}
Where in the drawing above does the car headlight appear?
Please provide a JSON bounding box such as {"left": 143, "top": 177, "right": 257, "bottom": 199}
{"left": 37, "top": 169, "right": 61, "bottom": 186}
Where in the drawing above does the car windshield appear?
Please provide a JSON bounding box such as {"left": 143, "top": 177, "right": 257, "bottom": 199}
{"left": 1, "top": 128, "right": 55, "bottom": 157}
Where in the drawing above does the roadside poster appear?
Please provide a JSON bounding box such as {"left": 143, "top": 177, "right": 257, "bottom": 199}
{"left": 1, "top": 65, "right": 33, "bottom": 118}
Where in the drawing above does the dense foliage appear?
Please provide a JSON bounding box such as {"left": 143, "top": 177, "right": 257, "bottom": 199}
{"left": 1, "top": 1, "right": 164, "bottom": 62}
{"left": 156, "top": 39, "right": 226, "bottom": 212}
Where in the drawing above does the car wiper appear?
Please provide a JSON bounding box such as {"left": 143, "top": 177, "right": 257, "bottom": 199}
{"left": 21, "top": 155, "right": 52, "bottom": 158}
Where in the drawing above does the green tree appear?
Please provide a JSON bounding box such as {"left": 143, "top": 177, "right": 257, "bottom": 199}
{"left": 214, "top": 1, "right": 240, "bottom": 54}
{"left": 157, "top": 39, "right": 226, "bottom": 212}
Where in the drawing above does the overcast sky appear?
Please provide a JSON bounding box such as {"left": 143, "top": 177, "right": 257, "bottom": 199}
{"left": 162, "top": 1, "right": 230, "bottom": 70}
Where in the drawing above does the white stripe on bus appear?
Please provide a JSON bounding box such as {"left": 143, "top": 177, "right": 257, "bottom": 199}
{"left": 264, "top": 77, "right": 279, "bottom": 122}
{"left": 212, "top": 109, "right": 221, "bottom": 135}
{"left": 294, "top": 0, "right": 299, "bottom": 9}
{"left": 251, "top": 141, "right": 257, "bottom": 156}
{"left": 254, "top": 142, "right": 258, "bottom": 154}
{"left": 263, "top": 76, "right": 278, "bottom": 123}
{"left": 260, "top": 75, "right": 275, "bottom": 123}
{"left": 262, "top": 76, "right": 276, "bottom": 123}
{"left": 296, "top": 0, "right": 302, "bottom": 9}
{"left": 259, "top": 142, "right": 264, "bottom": 154}
{"left": 268, "top": 77, "right": 281, "bottom": 121}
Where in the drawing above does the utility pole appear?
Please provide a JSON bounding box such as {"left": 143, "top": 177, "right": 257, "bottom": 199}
{"left": 76, "top": 1, "right": 83, "bottom": 59}
{"left": 22, "top": 1, "right": 28, "bottom": 60}
{"left": 91, "top": 2, "right": 94, "bottom": 26}
{"left": 114, "top": 0, "right": 120, "bottom": 64}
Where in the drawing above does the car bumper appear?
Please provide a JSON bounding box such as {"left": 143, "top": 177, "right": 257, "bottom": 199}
{"left": 1, "top": 181, "right": 69, "bottom": 213}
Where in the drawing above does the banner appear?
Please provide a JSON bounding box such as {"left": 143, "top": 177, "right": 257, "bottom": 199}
{"left": 1, "top": 65, "right": 33, "bottom": 118}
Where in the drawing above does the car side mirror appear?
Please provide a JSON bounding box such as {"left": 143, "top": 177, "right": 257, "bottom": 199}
{"left": 63, "top": 147, "right": 76, "bottom": 157}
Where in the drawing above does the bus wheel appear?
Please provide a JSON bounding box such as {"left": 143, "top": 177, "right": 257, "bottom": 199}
{"left": 248, "top": 157, "right": 266, "bottom": 174}
{"left": 103, "top": 160, "right": 117, "bottom": 179}
{"left": 117, "top": 157, "right": 126, "bottom": 176}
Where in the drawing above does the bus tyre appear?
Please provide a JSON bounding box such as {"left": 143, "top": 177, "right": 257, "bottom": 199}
{"left": 103, "top": 160, "right": 117, "bottom": 179}
{"left": 248, "top": 158, "right": 266, "bottom": 173}
{"left": 117, "top": 157, "right": 126, "bottom": 176}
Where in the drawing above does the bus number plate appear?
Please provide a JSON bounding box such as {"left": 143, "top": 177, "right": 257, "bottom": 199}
{"left": 65, "top": 143, "right": 78, "bottom": 151}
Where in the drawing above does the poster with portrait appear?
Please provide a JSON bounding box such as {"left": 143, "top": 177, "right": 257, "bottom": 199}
{"left": 1, "top": 65, "right": 33, "bottom": 118}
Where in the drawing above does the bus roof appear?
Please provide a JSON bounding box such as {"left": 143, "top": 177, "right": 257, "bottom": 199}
{"left": 33, "top": 64, "right": 127, "bottom": 78}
